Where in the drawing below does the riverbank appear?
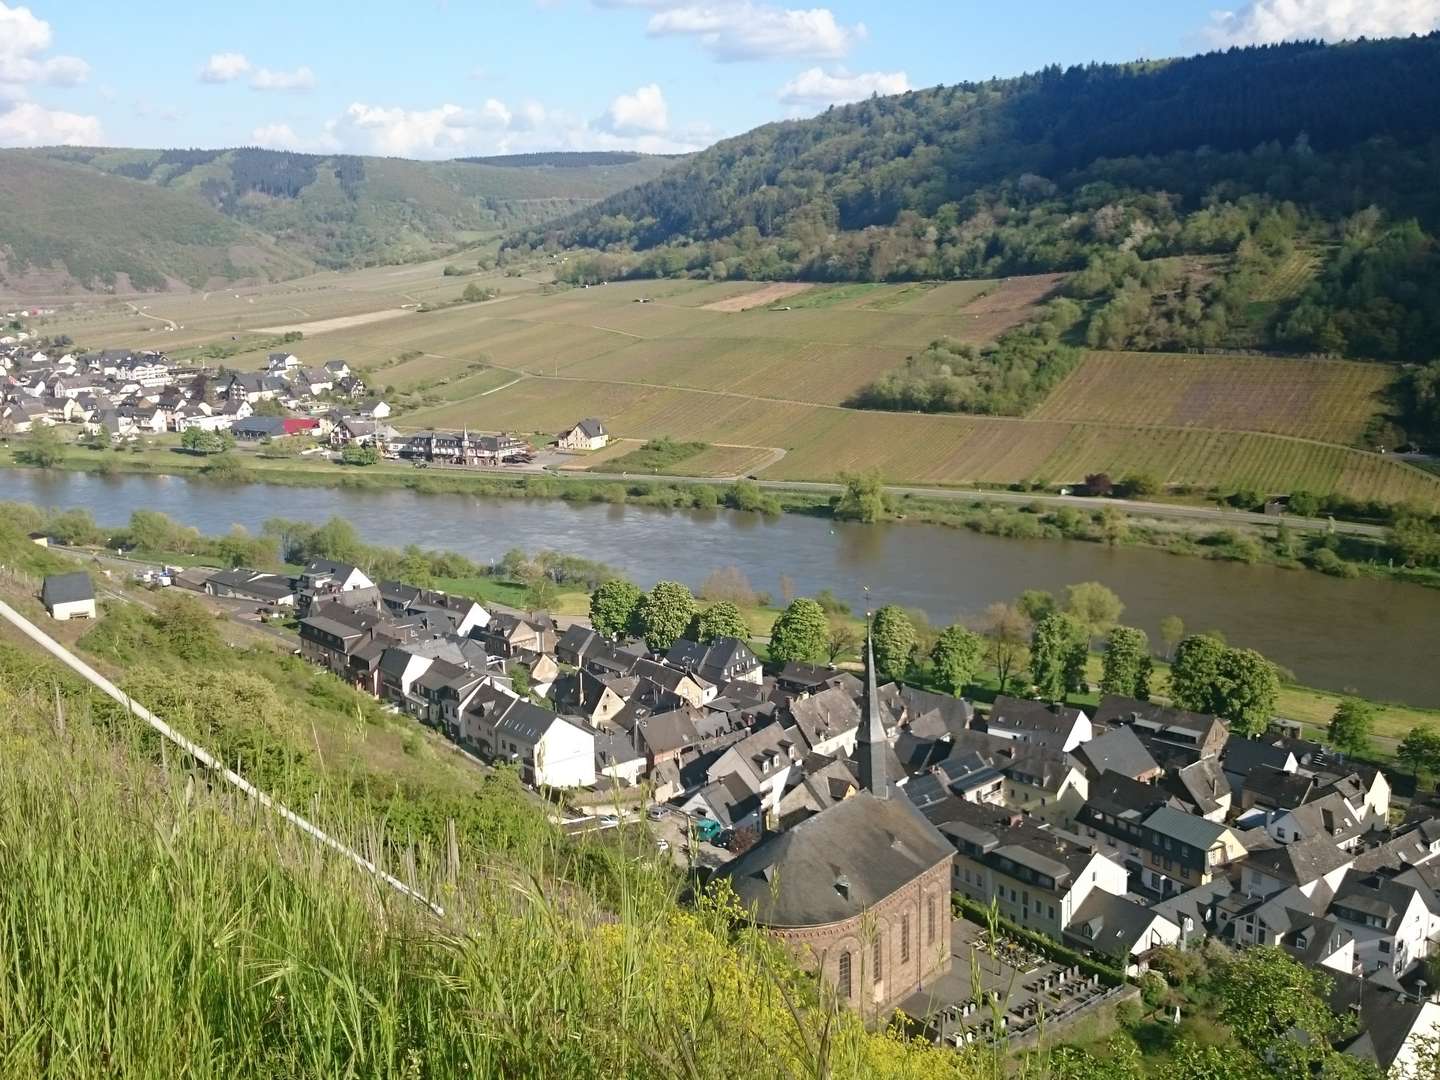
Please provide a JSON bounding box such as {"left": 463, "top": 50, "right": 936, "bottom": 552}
{"left": 3, "top": 442, "right": 1434, "bottom": 592}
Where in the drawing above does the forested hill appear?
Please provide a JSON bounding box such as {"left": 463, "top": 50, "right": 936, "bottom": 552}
{"left": 0, "top": 147, "right": 674, "bottom": 290}
{"left": 508, "top": 37, "right": 1440, "bottom": 300}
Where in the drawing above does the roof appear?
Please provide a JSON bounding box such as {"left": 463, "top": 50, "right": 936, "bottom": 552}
{"left": 712, "top": 791, "right": 953, "bottom": 928}
{"left": 1223, "top": 737, "right": 1296, "bottom": 778}
{"left": 566, "top": 417, "right": 606, "bottom": 438}
{"left": 1165, "top": 757, "right": 1231, "bottom": 816}
{"left": 41, "top": 572, "right": 93, "bottom": 605}
{"left": 1065, "top": 891, "right": 1173, "bottom": 957}
{"left": 1144, "top": 805, "right": 1230, "bottom": 850}
{"left": 1074, "top": 726, "right": 1159, "bottom": 780}
{"left": 1247, "top": 838, "right": 1354, "bottom": 886}
{"left": 1086, "top": 770, "right": 1172, "bottom": 819}
{"left": 985, "top": 696, "right": 1087, "bottom": 746}
{"left": 1330, "top": 973, "right": 1430, "bottom": 1070}
{"left": 788, "top": 685, "right": 861, "bottom": 749}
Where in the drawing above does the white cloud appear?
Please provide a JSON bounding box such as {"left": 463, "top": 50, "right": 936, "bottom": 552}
{"left": 597, "top": 83, "right": 669, "bottom": 134}
{"left": 0, "top": 100, "right": 101, "bottom": 146}
{"left": 778, "top": 66, "right": 910, "bottom": 107}
{"left": 198, "top": 51, "right": 251, "bottom": 83}
{"left": 1208, "top": 0, "right": 1440, "bottom": 45}
{"left": 0, "top": 2, "right": 89, "bottom": 85}
{"left": 647, "top": 3, "right": 863, "bottom": 60}
{"left": 598, "top": 1, "right": 862, "bottom": 60}
{"left": 250, "top": 65, "right": 317, "bottom": 92}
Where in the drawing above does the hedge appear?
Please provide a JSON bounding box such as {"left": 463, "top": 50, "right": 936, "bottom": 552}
{"left": 952, "top": 894, "right": 1127, "bottom": 987}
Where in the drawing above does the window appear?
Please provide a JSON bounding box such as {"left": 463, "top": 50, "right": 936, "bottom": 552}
{"left": 1380, "top": 940, "right": 1392, "bottom": 953}
{"left": 873, "top": 936, "right": 883, "bottom": 983}
{"left": 838, "top": 951, "right": 852, "bottom": 999}
{"left": 927, "top": 898, "right": 937, "bottom": 945}
{"left": 901, "top": 915, "right": 911, "bottom": 964}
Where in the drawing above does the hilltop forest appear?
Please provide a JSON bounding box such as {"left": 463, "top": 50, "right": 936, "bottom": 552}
{"left": 509, "top": 34, "right": 1440, "bottom": 445}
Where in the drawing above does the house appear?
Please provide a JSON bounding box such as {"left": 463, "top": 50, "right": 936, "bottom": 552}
{"left": 983, "top": 697, "right": 1092, "bottom": 752}
{"left": 460, "top": 688, "right": 597, "bottom": 788}
{"left": 705, "top": 722, "right": 804, "bottom": 814}
{"left": 1240, "top": 838, "right": 1355, "bottom": 902}
{"left": 1266, "top": 791, "right": 1377, "bottom": 850}
{"left": 267, "top": 352, "right": 301, "bottom": 373}
{"left": 1094, "top": 695, "right": 1228, "bottom": 765}
{"left": 324, "top": 359, "right": 352, "bottom": 380}
{"left": 293, "top": 368, "right": 333, "bottom": 396}
{"left": 483, "top": 613, "right": 547, "bottom": 658}
{"left": 787, "top": 684, "right": 862, "bottom": 758}
{"left": 355, "top": 399, "right": 391, "bottom": 420}
{"left": 999, "top": 747, "right": 1089, "bottom": 825}
{"left": 677, "top": 773, "right": 764, "bottom": 836}
{"left": 633, "top": 658, "right": 713, "bottom": 708}
{"left": 1136, "top": 806, "right": 1248, "bottom": 897}
{"left": 665, "top": 637, "right": 763, "bottom": 686}
{"left": 1064, "top": 891, "right": 1182, "bottom": 975}
{"left": 294, "top": 560, "right": 378, "bottom": 615}
{"left": 232, "top": 416, "right": 319, "bottom": 441}
{"left": 775, "top": 754, "right": 858, "bottom": 828}
{"left": 41, "top": 572, "right": 95, "bottom": 620}
{"left": 594, "top": 729, "right": 647, "bottom": 786}
{"left": 204, "top": 569, "right": 295, "bottom": 607}
{"left": 1163, "top": 757, "right": 1233, "bottom": 821}
{"left": 1329, "top": 972, "right": 1440, "bottom": 1076}
{"left": 557, "top": 417, "right": 609, "bottom": 451}
{"left": 940, "top": 801, "right": 1129, "bottom": 940}
{"left": 556, "top": 624, "right": 604, "bottom": 667}
{"left": 1072, "top": 726, "right": 1161, "bottom": 783}
{"left": 1327, "top": 870, "right": 1437, "bottom": 976}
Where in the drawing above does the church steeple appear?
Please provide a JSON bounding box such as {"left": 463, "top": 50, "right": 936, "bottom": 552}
{"left": 857, "top": 623, "right": 889, "bottom": 800}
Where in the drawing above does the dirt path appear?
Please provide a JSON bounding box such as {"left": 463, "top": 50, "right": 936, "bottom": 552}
{"left": 251, "top": 308, "right": 416, "bottom": 336}
{"left": 125, "top": 302, "right": 177, "bottom": 331}
{"left": 702, "top": 282, "right": 813, "bottom": 312}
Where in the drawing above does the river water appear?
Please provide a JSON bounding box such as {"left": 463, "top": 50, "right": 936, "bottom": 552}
{"left": 3, "top": 470, "right": 1436, "bottom": 706}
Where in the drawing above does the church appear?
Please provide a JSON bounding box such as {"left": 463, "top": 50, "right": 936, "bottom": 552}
{"left": 714, "top": 635, "right": 955, "bottom": 1019}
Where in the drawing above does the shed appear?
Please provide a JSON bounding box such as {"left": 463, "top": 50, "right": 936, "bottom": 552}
{"left": 41, "top": 572, "right": 96, "bottom": 620}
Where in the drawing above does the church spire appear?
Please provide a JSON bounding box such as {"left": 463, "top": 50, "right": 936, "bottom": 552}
{"left": 857, "top": 622, "right": 889, "bottom": 800}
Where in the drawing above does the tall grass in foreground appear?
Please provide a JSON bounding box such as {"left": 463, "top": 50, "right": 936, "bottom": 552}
{"left": 0, "top": 672, "right": 1000, "bottom": 1078}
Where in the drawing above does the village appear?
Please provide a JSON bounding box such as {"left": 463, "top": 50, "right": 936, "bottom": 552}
{"left": 0, "top": 336, "right": 611, "bottom": 461}
{"left": 29, "top": 526, "right": 1440, "bottom": 1074}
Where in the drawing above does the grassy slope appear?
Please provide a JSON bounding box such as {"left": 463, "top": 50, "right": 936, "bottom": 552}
{"left": 8, "top": 147, "right": 675, "bottom": 279}
{"left": 0, "top": 155, "right": 312, "bottom": 292}
{"left": 0, "top": 529, "right": 973, "bottom": 1078}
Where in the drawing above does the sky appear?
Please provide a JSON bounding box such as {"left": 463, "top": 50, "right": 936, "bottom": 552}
{"left": 2, "top": 0, "right": 1439, "bottom": 157}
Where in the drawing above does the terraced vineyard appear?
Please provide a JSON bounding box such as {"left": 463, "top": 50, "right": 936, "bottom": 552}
{"left": 1032, "top": 352, "right": 1393, "bottom": 444}
{"left": 31, "top": 265, "right": 1440, "bottom": 510}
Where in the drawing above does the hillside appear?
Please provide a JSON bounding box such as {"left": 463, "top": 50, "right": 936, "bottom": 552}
{"left": 0, "top": 147, "right": 676, "bottom": 292}
{"left": 0, "top": 515, "right": 980, "bottom": 1078}
{"left": 509, "top": 37, "right": 1440, "bottom": 367}
{"left": 0, "top": 155, "right": 314, "bottom": 294}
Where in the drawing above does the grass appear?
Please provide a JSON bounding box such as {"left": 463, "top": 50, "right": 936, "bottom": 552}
{"left": 0, "top": 533, "right": 989, "bottom": 1078}
{"left": 606, "top": 437, "right": 709, "bottom": 473}
{"left": 1031, "top": 352, "right": 1394, "bottom": 445}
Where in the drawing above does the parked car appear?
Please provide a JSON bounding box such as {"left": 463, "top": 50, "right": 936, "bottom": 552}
{"left": 646, "top": 805, "right": 665, "bottom": 821}
{"left": 655, "top": 838, "right": 670, "bottom": 852}
{"left": 690, "top": 817, "right": 723, "bottom": 843}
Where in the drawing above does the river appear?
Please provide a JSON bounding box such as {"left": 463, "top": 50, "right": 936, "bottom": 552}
{"left": 2, "top": 470, "right": 1436, "bottom": 706}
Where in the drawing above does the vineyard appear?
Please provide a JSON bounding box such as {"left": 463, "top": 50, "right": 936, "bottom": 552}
{"left": 1032, "top": 352, "right": 1393, "bottom": 445}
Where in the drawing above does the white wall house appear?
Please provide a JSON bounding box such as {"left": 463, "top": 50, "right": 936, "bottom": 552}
{"left": 41, "top": 573, "right": 96, "bottom": 621}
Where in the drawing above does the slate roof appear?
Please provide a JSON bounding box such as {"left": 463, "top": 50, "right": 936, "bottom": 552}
{"left": 1246, "top": 838, "right": 1354, "bottom": 886}
{"left": 788, "top": 685, "right": 861, "bottom": 750}
{"left": 1330, "top": 973, "right": 1429, "bottom": 1070}
{"left": 1073, "top": 726, "right": 1159, "bottom": 780}
{"left": 1065, "top": 891, "right": 1171, "bottom": 958}
{"left": 1144, "top": 805, "right": 1231, "bottom": 850}
{"left": 713, "top": 791, "right": 953, "bottom": 928}
{"left": 1223, "top": 737, "right": 1296, "bottom": 778}
{"left": 41, "top": 572, "right": 93, "bottom": 606}
{"left": 1165, "top": 757, "right": 1231, "bottom": 817}
{"left": 985, "top": 696, "right": 1087, "bottom": 747}
{"left": 1086, "top": 770, "right": 1173, "bottom": 820}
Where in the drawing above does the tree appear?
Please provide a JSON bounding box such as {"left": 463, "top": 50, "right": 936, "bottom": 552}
{"left": 1397, "top": 727, "right": 1440, "bottom": 778}
{"left": 307, "top": 517, "right": 364, "bottom": 564}
{"left": 1016, "top": 589, "right": 1056, "bottom": 623}
{"left": 1214, "top": 648, "right": 1280, "bottom": 736}
{"left": 871, "top": 605, "right": 917, "bottom": 681}
{"left": 341, "top": 443, "right": 379, "bottom": 466}
{"left": 694, "top": 601, "right": 749, "bottom": 644}
{"left": 1168, "top": 635, "right": 1228, "bottom": 713}
{"left": 525, "top": 570, "right": 558, "bottom": 612}
{"left": 635, "top": 581, "right": 696, "bottom": 653}
{"left": 152, "top": 594, "right": 224, "bottom": 664}
{"left": 930, "top": 625, "right": 984, "bottom": 696}
{"left": 768, "top": 598, "right": 830, "bottom": 664}
{"left": 1327, "top": 698, "right": 1375, "bottom": 757}
{"left": 982, "top": 602, "right": 1030, "bottom": 695}
{"left": 825, "top": 619, "right": 859, "bottom": 664}
{"left": 1101, "top": 626, "right": 1152, "bottom": 699}
{"left": 201, "top": 452, "right": 246, "bottom": 481}
{"left": 833, "top": 470, "right": 887, "bottom": 523}
{"left": 19, "top": 425, "right": 66, "bottom": 468}
{"left": 1064, "top": 581, "right": 1124, "bottom": 637}
{"left": 1211, "top": 946, "right": 1341, "bottom": 1059}
{"left": 1030, "top": 613, "right": 1089, "bottom": 700}
{"left": 589, "top": 579, "right": 643, "bottom": 639}
{"left": 1158, "top": 615, "right": 1185, "bottom": 659}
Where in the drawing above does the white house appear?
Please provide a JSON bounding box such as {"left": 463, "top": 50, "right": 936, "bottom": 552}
{"left": 984, "top": 696, "right": 1092, "bottom": 752}
{"left": 1328, "top": 871, "right": 1435, "bottom": 976}
{"left": 462, "top": 692, "right": 597, "bottom": 788}
{"left": 41, "top": 572, "right": 96, "bottom": 621}
{"left": 557, "top": 417, "right": 609, "bottom": 451}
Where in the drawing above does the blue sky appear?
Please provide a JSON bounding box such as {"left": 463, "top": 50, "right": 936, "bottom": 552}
{"left": 3, "top": 0, "right": 1439, "bottom": 156}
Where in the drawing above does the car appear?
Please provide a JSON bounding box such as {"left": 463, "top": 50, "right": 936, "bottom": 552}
{"left": 646, "top": 806, "right": 665, "bottom": 821}
{"left": 598, "top": 815, "right": 620, "bottom": 828}
{"left": 655, "top": 838, "right": 670, "bottom": 852}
